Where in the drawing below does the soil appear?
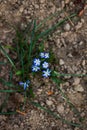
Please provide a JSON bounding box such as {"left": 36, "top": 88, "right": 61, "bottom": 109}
{"left": 0, "top": 0, "right": 87, "bottom": 130}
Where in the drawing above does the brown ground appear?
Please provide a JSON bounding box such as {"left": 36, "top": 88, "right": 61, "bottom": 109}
{"left": 0, "top": 0, "right": 87, "bottom": 130}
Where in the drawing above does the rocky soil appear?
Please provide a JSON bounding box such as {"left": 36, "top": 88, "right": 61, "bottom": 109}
{"left": 0, "top": 0, "right": 87, "bottom": 130}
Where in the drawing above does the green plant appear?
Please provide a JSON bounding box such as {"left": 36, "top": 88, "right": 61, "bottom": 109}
{"left": 0, "top": 11, "right": 85, "bottom": 127}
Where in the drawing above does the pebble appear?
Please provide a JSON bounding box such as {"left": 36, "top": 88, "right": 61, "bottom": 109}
{"left": 46, "top": 100, "right": 53, "bottom": 106}
{"left": 57, "top": 104, "right": 64, "bottom": 114}
{"left": 67, "top": 92, "right": 84, "bottom": 106}
{"left": 64, "top": 23, "right": 71, "bottom": 31}
{"left": 61, "top": 1, "right": 65, "bottom": 8}
{"left": 67, "top": 53, "right": 73, "bottom": 58}
{"left": 76, "top": 22, "right": 83, "bottom": 30}
{"left": 51, "top": 122, "right": 55, "bottom": 126}
{"left": 34, "top": 4, "right": 39, "bottom": 9}
{"left": 37, "top": 89, "right": 42, "bottom": 95}
{"left": 59, "top": 59, "right": 65, "bottom": 65}
{"left": 65, "top": 0, "right": 70, "bottom": 4}
{"left": 82, "top": 60, "right": 86, "bottom": 66}
{"left": 20, "top": 123, "right": 24, "bottom": 126}
{"left": 40, "top": 113, "right": 44, "bottom": 119}
{"left": 0, "top": 115, "right": 7, "bottom": 121}
{"left": 13, "top": 124, "right": 19, "bottom": 128}
{"left": 73, "top": 78, "right": 80, "bottom": 85}
{"left": 74, "top": 84, "right": 84, "bottom": 92}
{"left": 74, "top": 127, "right": 80, "bottom": 130}
{"left": 40, "top": 0, "right": 46, "bottom": 4}
{"left": 1, "top": 121, "right": 5, "bottom": 125}
{"left": 19, "top": 6, "right": 24, "bottom": 13}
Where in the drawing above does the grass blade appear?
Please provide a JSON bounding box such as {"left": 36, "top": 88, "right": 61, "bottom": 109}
{"left": 28, "top": 20, "right": 36, "bottom": 64}
{"left": 0, "top": 111, "right": 17, "bottom": 115}
{"left": 36, "top": 10, "right": 63, "bottom": 30}
{"left": 52, "top": 76, "right": 81, "bottom": 116}
{"left": 0, "top": 44, "right": 16, "bottom": 69}
{"left": 37, "top": 13, "right": 77, "bottom": 39}
{"left": 0, "top": 78, "right": 18, "bottom": 88}
{"left": 0, "top": 62, "right": 6, "bottom": 65}
{"left": 31, "top": 101, "right": 81, "bottom": 127}
{"left": 53, "top": 71, "right": 87, "bottom": 77}
{"left": 0, "top": 90, "right": 21, "bottom": 93}
{"left": 0, "top": 93, "right": 10, "bottom": 112}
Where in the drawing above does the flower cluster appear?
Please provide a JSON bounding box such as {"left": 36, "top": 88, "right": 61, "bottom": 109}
{"left": 32, "top": 52, "right": 51, "bottom": 78}
{"left": 32, "top": 58, "right": 41, "bottom": 72}
{"left": 19, "top": 80, "right": 30, "bottom": 90}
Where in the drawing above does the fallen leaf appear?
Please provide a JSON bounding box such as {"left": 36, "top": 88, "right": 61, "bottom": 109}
{"left": 47, "top": 91, "right": 53, "bottom": 96}
{"left": 16, "top": 110, "right": 26, "bottom": 116}
{"left": 78, "top": 9, "right": 84, "bottom": 16}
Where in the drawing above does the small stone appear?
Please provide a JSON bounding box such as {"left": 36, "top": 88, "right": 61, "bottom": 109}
{"left": 82, "top": 60, "right": 85, "bottom": 66}
{"left": 61, "top": 1, "right": 65, "bottom": 8}
{"left": 40, "top": 0, "right": 45, "bottom": 4}
{"left": 81, "top": 18, "right": 85, "bottom": 23}
{"left": 65, "top": 0, "right": 70, "bottom": 4}
{"left": 64, "top": 23, "right": 71, "bottom": 31}
{"left": 57, "top": 104, "right": 64, "bottom": 114}
{"left": 67, "top": 53, "right": 73, "bottom": 58}
{"left": 20, "top": 123, "right": 24, "bottom": 126}
{"left": 74, "top": 127, "right": 80, "bottom": 130}
{"left": 0, "top": 115, "right": 7, "bottom": 121}
{"left": 14, "top": 124, "right": 19, "bottom": 128}
{"left": 46, "top": 100, "right": 53, "bottom": 106}
{"left": 81, "top": 112, "right": 85, "bottom": 117}
{"left": 79, "top": 41, "right": 83, "bottom": 45}
{"left": 59, "top": 59, "right": 65, "bottom": 65}
{"left": 73, "top": 78, "right": 80, "bottom": 85}
{"left": 76, "top": 22, "right": 82, "bottom": 30}
{"left": 37, "top": 89, "right": 42, "bottom": 95}
{"left": 19, "top": 6, "right": 24, "bottom": 13}
{"left": 35, "top": 4, "right": 39, "bottom": 9}
{"left": 67, "top": 92, "right": 84, "bottom": 106}
{"left": 74, "top": 84, "right": 84, "bottom": 92}
{"left": 51, "top": 122, "right": 55, "bottom": 126}
{"left": 56, "top": 39, "right": 60, "bottom": 45}
{"left": 40, "top": 113, "right": 44, "bottom": 119}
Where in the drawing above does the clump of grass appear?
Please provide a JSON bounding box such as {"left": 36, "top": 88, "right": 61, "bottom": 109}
{"left": 0, "top": 11, "right": 85, "bottom": 127}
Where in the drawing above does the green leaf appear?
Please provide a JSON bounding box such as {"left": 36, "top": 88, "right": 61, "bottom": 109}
{"left": 15, "top": 70, "right": 22, "bottom": 75}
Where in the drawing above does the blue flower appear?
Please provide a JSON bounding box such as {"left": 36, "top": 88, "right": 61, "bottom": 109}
{"left": 32, "top": 65, "right": 40, "bottom": 72}
{"left": 26, "top": 80, "right": 30, "bottom": 84}
{"left": 19, "top": 80, "right": 30, "bottom": 90}
{"left": 42, "top": 69, "right": 51, "bottom": 77}
{"left": 19, "top": 81, "right": 24, "bottom": 86}
{"left": 40, "top": 52, "right": 45, "bottom": 58}
{"left": 33, "top": 58, "right": 41, "bottom": 66}
{"left": 42, "top": 61, "right": 49, "bottom": 69}
{"left": 44, "top": 53, "right": 49, "bottom": 59}
{"left": 40, "top": 52, "right": 49, "bottom": 59}
{"left": 23, "top": 82, "right": 29, "bottom": 90}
